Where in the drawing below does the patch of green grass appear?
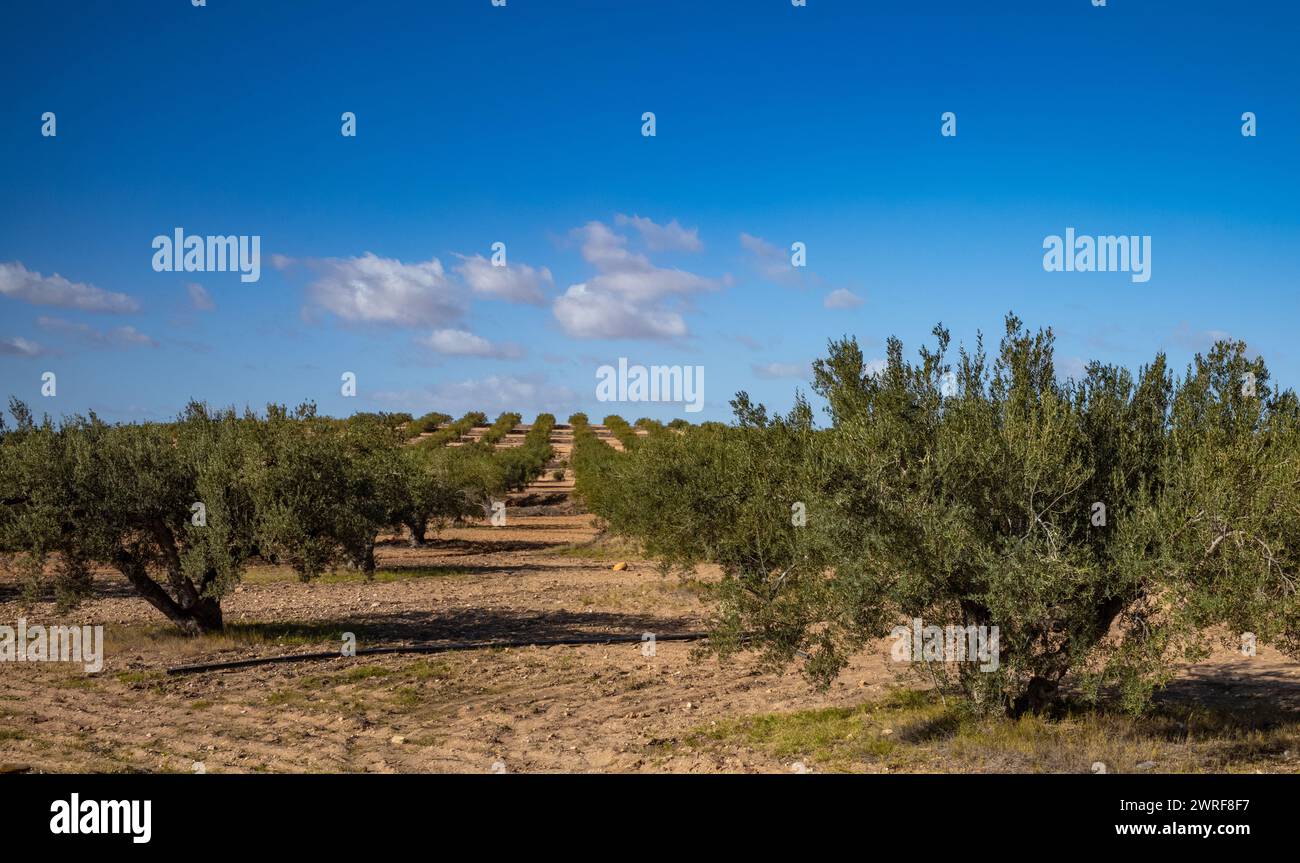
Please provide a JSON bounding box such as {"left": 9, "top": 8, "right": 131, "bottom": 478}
{"left": 337, "top": 664, "right": 391, "bottom": 682}
{"left": 392, "top": 686, "right": 423, "bottom": 708}
{"left": 115, "top": 670, "right": 164, "bottom": 685}
{"left": 691, "top": 688, "right": 1300, "bottom": 774}
{"left": 693, "top": 699, "right": 917, "bottom": 770}
{"left": 50, "top": 672, "right": 97, "bottom": 690}
{"left": 406, "top": 660, "right": 454, "bottom": 680}
{"left": 224, "top": 622, "right": 345, "bottom": 645}
{"left": 265, "top": 688, "right": 309, "bottom": 707}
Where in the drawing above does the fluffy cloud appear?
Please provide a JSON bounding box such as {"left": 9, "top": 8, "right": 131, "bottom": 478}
{"left": 36, "top": 316, "right": 157, "bottom": 349}
{"left": 0, "top": 261, "right": 139, "bottom": 313}
{"left": 614, "top": 214, "right": 703, "bottom": 252}
{"left": 422, "top": 328, "right": 523, "bottom": 359}
{"left": 301, "top": 253, "right": 465, "bottom": 327}
{"left": 551, "top": 220, "right": 723, "bottom": 340}
{"left": 824, "top": 288, "right": 864, "bottom": 309}
{"left": 454, "top": 254, "right": 551, "bottom": 305}
{"left": 187, "top": 282, "right": 215, "bottom": 311}
{"left": 553, "top": 282, "right": 688, "bottom": 340}
{"left": 0, "top": 336, "right": 45, "bottom": 357}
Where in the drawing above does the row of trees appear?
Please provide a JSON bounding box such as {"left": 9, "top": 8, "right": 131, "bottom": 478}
{"left": 602, "top": 415, "right": 640, "bottom": 449}
{"left": 573, "top": 315, "right": 1300, "bottom": 716}
{"left": 406, "top": 411, "right": 452, "bottom": 436}
{"left": 410, "top": 411, "right": 486, "bottom": 447}
{"left": 0, "top": 405, "right": 553, "bottom": 634}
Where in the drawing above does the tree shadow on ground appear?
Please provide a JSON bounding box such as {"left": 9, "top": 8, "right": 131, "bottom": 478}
{"left": 224, "top": 606, "right": 701, "bottom": 649}
{"left": 1153, "top": 667, "right": 1300, "bottom": 723}
{"left": 391, "top": 537, "right": 568, "bottom": 555}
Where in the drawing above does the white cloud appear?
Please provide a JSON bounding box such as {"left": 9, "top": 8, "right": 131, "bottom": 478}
{"left": 614, "top": 214, "right": 703, "bottom": 252}
{"left": 752, "top": 361, "right": 810, "bottom": 380}
{"left": 36, "top": 316, "right": 157, "bottom": 349}
{"left": 422, "top": 328, "right": 523, "bottom": 359}
{"left": 553, "top": 282, "right": 687, "bottom": 340}
{"left": 824, "top": 288, "right": 864, "bottom": 309}
{"left": 551, "top": 220, "right": 723, "bottom": 340}
{"left": 187, "top": 282, "right": 215, "bottom": 311}
{"left": 454, "top": 254, "right": 551, "bottom": 305}
{"left": 0, "top": 261, "right": 139, "bottom": 313}
{"left": 0, "top": 336, "right": 45, "bottom": 357}
{"left": 576, "top": 220, "right": 643, "bottom": 272}
{"left": 302, "top": 252, "right": 465, "bottom": 327}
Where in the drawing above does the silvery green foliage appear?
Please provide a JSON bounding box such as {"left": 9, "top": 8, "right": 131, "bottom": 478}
{"left": 0, "top": 402, "right": 554, "bottom": 634}
{"left": 582, "top": 315, "right": 1300, "bottom": 716}
{"left": 0, "top": 400, "right": 261, "bottom": 633}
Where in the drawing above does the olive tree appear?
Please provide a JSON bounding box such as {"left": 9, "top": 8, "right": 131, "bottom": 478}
{"left": 0, "top": 400, "right": 259, "bottom": 634}
{"left": 0, "top": 401, "right": 423, "bottom": 632}
{"left": 589, "top": 316, "right": 1300, "bottom": 716}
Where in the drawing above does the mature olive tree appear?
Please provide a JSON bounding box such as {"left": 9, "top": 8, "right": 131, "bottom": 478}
{"left": 0, "top": 400, "right": 259, "bottom": 633}
{"left": 0, "top": 401, "right": 430, "bottom": 631}
{"left": 586, "top": 315, "right": 1300, "bottom": 716}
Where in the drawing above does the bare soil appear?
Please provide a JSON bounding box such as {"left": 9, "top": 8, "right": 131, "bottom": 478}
{"left": 2, "top": 426, "right": 1298, "bottom": 773}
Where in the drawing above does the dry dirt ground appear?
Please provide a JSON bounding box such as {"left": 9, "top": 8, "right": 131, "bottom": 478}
{"left": 2, "top": 426, "right": 1299, "bottom": 774}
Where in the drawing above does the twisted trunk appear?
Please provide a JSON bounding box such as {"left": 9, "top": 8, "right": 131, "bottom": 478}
{"left": 114, "top": 552, "right": 223, "bottom": 635}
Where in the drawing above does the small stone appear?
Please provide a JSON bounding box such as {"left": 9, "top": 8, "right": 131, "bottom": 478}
{"left": 612, "top": 562, "right": 628, "bottom": 571}
{"left": 390, "top": 735, "right": 406, "bottom": 745}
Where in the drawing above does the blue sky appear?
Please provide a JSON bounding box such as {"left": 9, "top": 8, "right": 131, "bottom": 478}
{"left": 2, "top": 0, "right": 1297, "bottom": 423}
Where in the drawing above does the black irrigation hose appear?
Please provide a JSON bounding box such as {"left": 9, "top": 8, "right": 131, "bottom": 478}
{"left": 165, "top": 631, "right": 713, "bottom": 676}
